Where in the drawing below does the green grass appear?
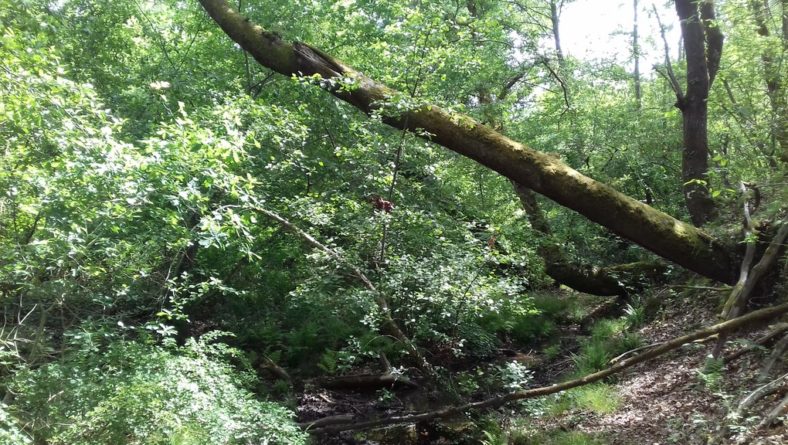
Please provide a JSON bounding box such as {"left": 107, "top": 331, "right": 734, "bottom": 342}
{"left": 543, "top": 383, "right": 621, "bottom": 417}
{"left": 573, "top": 384, "right": 621, "bottom": 414}
{"left": 571, "top": 342, "right": 611, "bottom": 375}
{"left": 508, "top": 430, "right": 608, "bottom": 445}
{"left": 571, "top": 319, "right": 645, "bottom": 376}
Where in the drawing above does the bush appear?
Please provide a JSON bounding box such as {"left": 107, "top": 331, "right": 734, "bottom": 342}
{"left": 0, "top": 402, "right": 32, "bottom": 445}
{"left": 9, "top": 333, "right": 306, "bottom": 445}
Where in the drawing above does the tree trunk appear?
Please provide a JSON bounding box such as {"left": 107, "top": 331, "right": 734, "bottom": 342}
{"left": 633, "top": 0, "right": 642, "bottom": 109}
{"left": 550, "top": 1, "right": 564, "bottom": 63}
{"left": 674, "top": 0, "right": 723, "bottom": 226}
{"left": 198, "top": 0, "right": 737, "bottom": 284}
{"left": 783, "top": 0, "right": 788, "bottom": 163}
{"left": 751, "top": 0, "right": 788, "bottom": 163}
{"left": 513, "top": 183, "right": 666, "bottom": 296}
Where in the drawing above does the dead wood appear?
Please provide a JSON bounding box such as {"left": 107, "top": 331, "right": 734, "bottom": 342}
{"left": 737, "top": 372, "right": 788, "bottom": 414}
{"left": 198, "top": 0, "right": 738, "bottom": 283}
{"left": 308, "top": 301, "right": 788, "bottom": 434}
{"left": 758, "top": 333, "right": 788, "bottom": 382}
{"left": 724, "top": 323, "right": 788, "bottom": 364}
{"left": 713, "top": 220, "right": 788, "bottom": 357}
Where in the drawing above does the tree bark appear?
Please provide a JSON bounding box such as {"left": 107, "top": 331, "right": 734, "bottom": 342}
{"left": 550, "top": 1, "right": 564, "bottom": 63}
{"left": 513, "top": 183, "right": 666, "bottom": 296}
{"left": 198, "top": 0, "right": 737, "bottom": 284}
{"left": 674, "top": 0, "right": 723, "bottom": 226}
{"left": 751, "top": 0, "right": 788, "bottom": 163}
{"left": 633, "top": 0, "right": 642, "bottom": 109}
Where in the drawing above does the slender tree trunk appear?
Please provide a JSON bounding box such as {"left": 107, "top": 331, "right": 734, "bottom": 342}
{"left": 633, "top": 0, "right": 642, "bottom": 109}
{"left": 674, "top": 0, "right": 723, "bottom": 226}
{"left": 550, "top": 1, "right": 564, "bottom": 63}
{"left": 751, "top": 0, "right": 788, "bottom": 163}
{"left": 198, "top": 0, "right": 737, "bottom": 283}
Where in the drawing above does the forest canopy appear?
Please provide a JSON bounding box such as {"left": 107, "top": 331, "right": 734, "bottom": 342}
{"left": 1, "top": 0, "right": 786, "bottom": 444}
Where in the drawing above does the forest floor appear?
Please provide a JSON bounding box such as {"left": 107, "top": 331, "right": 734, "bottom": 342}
{"left": 300, "top": 285, "right": 787, "bottom": 444}
{"left": 529, "top": 288, "right": 787, "bottom": 445}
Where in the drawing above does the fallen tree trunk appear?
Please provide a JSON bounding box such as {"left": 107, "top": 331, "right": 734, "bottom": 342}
{"left": 309, "top": 301, "right": 788, "bottom": 434}
{"left": 515, "top": 180, "right": 667, "bottom": 296}
{"left": 197, "top": 0, "right": 737, "bottom": 284}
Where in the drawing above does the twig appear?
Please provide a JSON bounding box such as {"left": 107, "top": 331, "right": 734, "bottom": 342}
{"left": 652, "top": 3, "right": 683, "bottom": 98}
{"left": 540, "top": 58, "right": 570, "bottom": 112}
{"left": 309, "top": 302, "right": 788, "bottom": 434}
{"left": 724, "top": 323, "right": 788, "bottom": 363}
{"left": 250, "top": 205, "right": 434, "bottom": 377}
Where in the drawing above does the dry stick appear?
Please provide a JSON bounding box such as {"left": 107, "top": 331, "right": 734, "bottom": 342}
{"left": 756, "top": 393, "right": 788, "bottom": 430}
{"left": 724, "top": 323, "right": 788, "bottom": 364}
{"left": 728, "top": 373, "right": 788, "bottom": 443}
{"left": 714, "top": 219, "right": 788, "bottom": 358}
{"left": 737, "top": 372, "right": 788, "bottom": 414}
{"left": 712, "top": 183, "right": 759, "bottom": 358}
{"left": 758, "top": 332, "right": 788, "bottom": 383}
{"left": 309, "top": 302, "right": 788, "bottom": 434}
{"left": 251, "top": 206, "right": 434, "bottom": 377}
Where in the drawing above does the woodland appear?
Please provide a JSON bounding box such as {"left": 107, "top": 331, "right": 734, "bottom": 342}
{"left": 0, "top": 0, "right": 787, "bottom": 444}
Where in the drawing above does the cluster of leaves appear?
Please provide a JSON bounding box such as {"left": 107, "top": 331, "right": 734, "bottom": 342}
{"left": 1, "top": 0, "right": 786, "bottom": 441}
{"left": 8, "top": 330, "right": 306, "bottom": 445}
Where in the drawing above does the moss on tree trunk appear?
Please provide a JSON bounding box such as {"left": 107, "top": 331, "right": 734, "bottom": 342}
{"left": 198, "top": 0, "right": 738, "bottom": 284}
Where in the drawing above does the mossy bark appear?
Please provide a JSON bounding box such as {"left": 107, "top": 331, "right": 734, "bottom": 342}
{"left": 199, "top": 0, "right": 737, "bottom": 284}
{"left": 513, "top": 182, "right": 666, "bottom": 296}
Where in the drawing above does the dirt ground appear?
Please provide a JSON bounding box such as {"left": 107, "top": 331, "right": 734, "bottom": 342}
{"left": 300, "top": 287, "right": 787, "bottom": 444}
{"left": 533, "top": 290, "right": 787, "bottom": 444}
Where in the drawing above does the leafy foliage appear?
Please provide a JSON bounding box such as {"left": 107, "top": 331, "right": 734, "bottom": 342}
{"left": 9, "top": 332, "right": 306, "bottom": 445}
{"left": 1, "top": 0, "right": 786, "bottom": 442}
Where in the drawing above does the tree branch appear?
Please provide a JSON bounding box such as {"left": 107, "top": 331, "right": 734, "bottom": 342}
{"left": 309, "top": 301, "right": 788, "bottom": 434}
{"left": 652, "top": 3, "right": 684, "bottom": 98}
{"left": 250, "top": 205, "right": 433, "bottom": 376}
{"left": 198, "top": 0, "right": 737, "bottom": 283}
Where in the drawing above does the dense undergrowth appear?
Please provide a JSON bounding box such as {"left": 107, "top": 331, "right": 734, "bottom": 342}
{"left": 1, "top": 0, "right": 786, "bottom": 444}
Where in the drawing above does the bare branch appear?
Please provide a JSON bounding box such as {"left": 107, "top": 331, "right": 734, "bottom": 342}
{"left": 310, "top": 302, "right": 788, "bottom": 434}
{"left": 652, "top": 3, "right": 684, "bottom": 98}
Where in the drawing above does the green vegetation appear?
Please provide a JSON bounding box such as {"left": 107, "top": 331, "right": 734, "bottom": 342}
{"left": 1, "top": 0, "right": 786, "bottom": 443}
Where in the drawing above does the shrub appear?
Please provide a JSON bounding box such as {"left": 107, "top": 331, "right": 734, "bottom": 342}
{"left": 9, "top": 333, "right": 306, "bottom": 445}
{"left": 0, "top": 402, "right": 32, "bottom": 445}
